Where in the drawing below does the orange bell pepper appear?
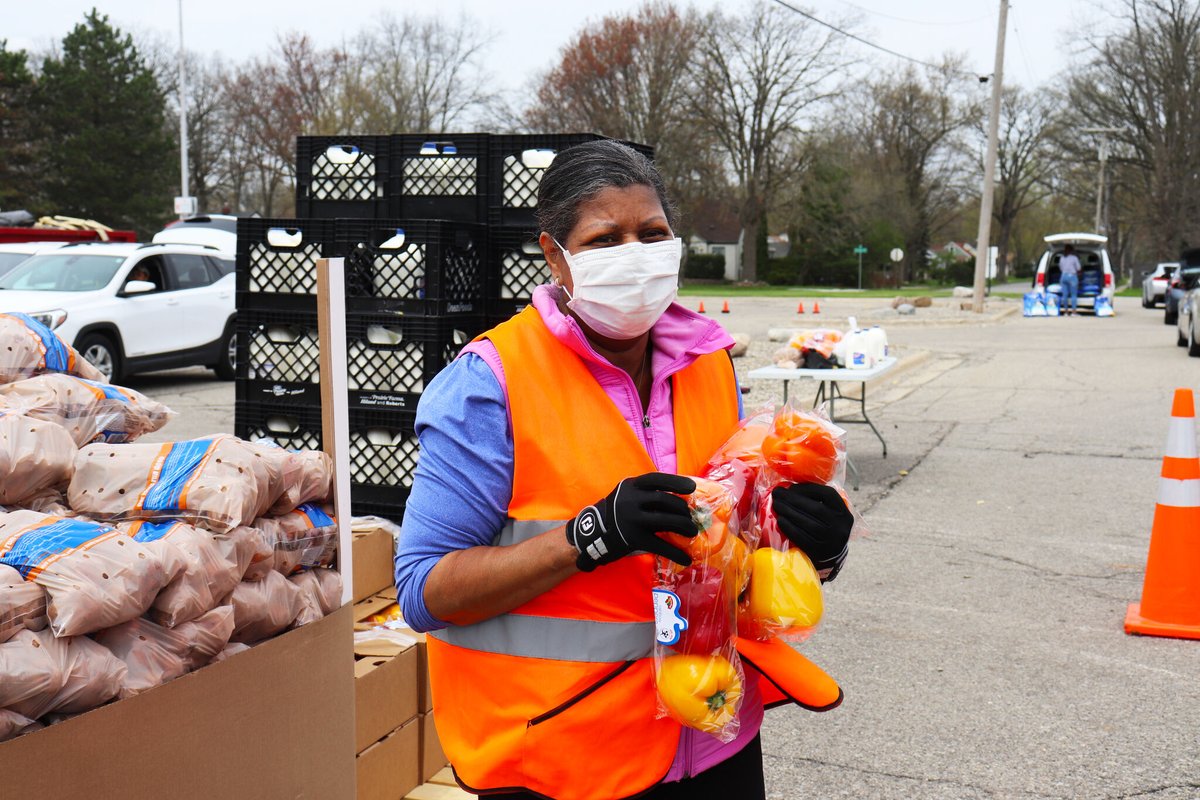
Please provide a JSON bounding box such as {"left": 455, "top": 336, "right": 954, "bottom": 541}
{"left": 760, "top": 408, "right": 840, "bottom": 484}
{"left": 656, "top": 653, "right": 743, "bottom": 734}
{"left": 660, "top": 477, "right": 733, "bottom": 565}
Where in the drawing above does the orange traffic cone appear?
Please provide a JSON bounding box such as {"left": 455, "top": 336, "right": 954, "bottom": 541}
{"left": 721, "top": 300, "right": 730, "bottom": 313}
{"left": 812, "top": 301, "right": 821, "bottom": 314}
{"left": 698, "top": 301, "right": 707, "bottom": 314}
{"left": 1125, "top": 388, "right": 1200, "bottom": 639}
{"left": 797, "top": 302, "right": 805, "bottom": 314}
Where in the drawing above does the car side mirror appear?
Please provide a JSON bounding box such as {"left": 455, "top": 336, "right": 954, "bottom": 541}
{"left": 122, "top": 280, "right": 156, "bottom": 295}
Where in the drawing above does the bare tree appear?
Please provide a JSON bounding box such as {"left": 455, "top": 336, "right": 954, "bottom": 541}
{"left": 978, "top": 86, "right": 1057, "bottom": 281}
{"left": 688, "top": 1, "right": 850, "bottom": 281}
{"left": 1065, "top": 0, "right": 1200, "bottom": 260}
{"left": 854, "top": 61, "right": 980, "bottom": 284}
{"left": 525, "top": 2, "right": 723, "bottom": 238}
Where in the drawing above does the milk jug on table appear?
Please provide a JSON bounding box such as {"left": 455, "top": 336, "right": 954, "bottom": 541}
{"left": 845, "top": 329, "right": 874, "bottom": 370}
{"left": 866, "top": 326, "right": 888, "bottom": 363}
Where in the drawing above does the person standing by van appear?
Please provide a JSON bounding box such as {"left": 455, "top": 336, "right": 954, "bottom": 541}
{"left": 1059, "top": 244, "right": 1081, "bottom": 316}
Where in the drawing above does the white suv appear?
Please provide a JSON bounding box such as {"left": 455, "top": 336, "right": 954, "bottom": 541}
{"left": 0, "top": 242, "right": 236, "bottom": 382}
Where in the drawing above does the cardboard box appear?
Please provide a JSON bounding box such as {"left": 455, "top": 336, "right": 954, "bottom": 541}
{"left": 354, "top": 593, "right": 434, "bottom": 714}
{"left": 355, "top": 639, "right": 420, "bottom": 753}
{"left": 419, "top": 711, "right": 449, "bottom": 782}
{"left": 358, "top": 716, "right": 420, "bottom": 800}
{"left": 352, "top": 526, "right": 396, "bottom": 602}
{"left": 0, "top": 604, "right": 355, "bottom": 799}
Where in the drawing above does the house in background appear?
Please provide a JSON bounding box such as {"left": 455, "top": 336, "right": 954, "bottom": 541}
{"left": 687, "top": 199, "right": 743, "bottom": 280}
{"left": 767, "top": 232, "right": 790, "bottom": 259}
{"left": 932, "top": 241, "right": 976, "bottom": 262}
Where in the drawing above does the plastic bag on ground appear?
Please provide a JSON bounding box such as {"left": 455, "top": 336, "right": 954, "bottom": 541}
{"left": 93, "top": 605, "right": 234, "bottom": 698}
{"left": 0, "top": 510, "right": 174, "bottom": 636}
{"left": 254, "top": 503, "right": 338, "bottom": 576}
{"left": 67, "top": 435, "right": 296, "bottom": 533}
{"left": 0, "top": 313, "right": 105, "bottom": 385}
{"left": 290, "top": 567, "right": 343, "bottom": 627}
{"left": 0, "top": 563, "right": 47, "bottom": 643}
{"left": 0, "top": 411, "right": 77, "bottom": 506}
{"left": 0, "top": 708, "right": 41, "bottom": 743}
{"left": 0, "top": 627, "right": 69, "bottom": 711}
{"left": 0, "top": 373, "right": 174, "bottom": 446}
{"left": 122, "top": 521, "right": 242, "bottom": 627}
{"left": 10, "top": 632, "right": 126, "bottom": 719}
{"left": 230, "top": 571, "right": 304, "bottom": 643}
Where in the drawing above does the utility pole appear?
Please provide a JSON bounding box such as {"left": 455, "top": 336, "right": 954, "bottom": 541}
{"left": 175, "top": 0, "right": 193, "bottom": 220}
{"left": 1081, "top": 127, "right": 1124, "bottom": 234}
{"left": 972, "top": 0, "right": 1008, "bottom": 314}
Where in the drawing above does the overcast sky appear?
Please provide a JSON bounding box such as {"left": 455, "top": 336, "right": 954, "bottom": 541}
{"left": 7, "top": 0, "right": 1107, "bottom": 98}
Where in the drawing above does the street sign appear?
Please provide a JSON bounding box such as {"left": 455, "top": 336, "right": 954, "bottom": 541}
{"left": 853, "top": 245, "right": 868, "bottom": 255}
{"left": 890, "top": 247, "right": 904, "bottom": 262}
{"left": 853, "top": 245, "right": 867, "bottom": 290}
{"left": 174, "top": 196, "right": 197, "bottom": 216}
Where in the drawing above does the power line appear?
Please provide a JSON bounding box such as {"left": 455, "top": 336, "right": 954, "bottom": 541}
{"left": 768, "top": 0, "right": 978, "bottom": 78}
{"left": 829, "top": 0, "right": 990, "bottom": 27}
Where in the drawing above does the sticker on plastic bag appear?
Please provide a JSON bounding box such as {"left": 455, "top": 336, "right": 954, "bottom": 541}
{"left": 0, "top": 517, "right": 122, "bottom": 579}
{"left": 652, "top": 588, "right": 688, "bottom": 646}
{"left": 135, "top": 438, "right": 222, "bottom": 513}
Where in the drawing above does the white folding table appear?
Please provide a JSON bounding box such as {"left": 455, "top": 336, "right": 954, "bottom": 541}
{"left": 747, "top": 356, "right": 898, "bottom": 489}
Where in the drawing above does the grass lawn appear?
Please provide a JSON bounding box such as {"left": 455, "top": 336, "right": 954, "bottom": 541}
{"left": 678, "top": 284, "right": 956, "bottom": 298}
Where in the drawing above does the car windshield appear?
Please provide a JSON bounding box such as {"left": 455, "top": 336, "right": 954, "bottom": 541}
{"left": 0, "top": 252, "right": 34, "bottom": 276}
{"left": 0, "top": 253, "right": 125, "bottom": 292}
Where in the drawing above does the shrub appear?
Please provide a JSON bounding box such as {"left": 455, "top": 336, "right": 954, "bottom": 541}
{"left": 684, "top": 253, "right": 727, "bottom": 280}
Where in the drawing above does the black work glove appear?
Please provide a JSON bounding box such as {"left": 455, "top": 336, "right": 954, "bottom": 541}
{"left": 566, "top": 473, "right": 698, "bottom": 572}
{"left": 771, "top": 483, "right": 853, "bottom": 582}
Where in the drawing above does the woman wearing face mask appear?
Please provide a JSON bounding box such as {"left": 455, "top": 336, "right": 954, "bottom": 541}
{"left": 394, "top": 140, "right": 853, "bottom": 800}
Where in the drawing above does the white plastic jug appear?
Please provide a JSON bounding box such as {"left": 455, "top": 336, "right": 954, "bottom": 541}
{"left": 867, "top": 326, "right": 888, "bottom": 363}
{"left": 845, "top": 329, "right": 874, "bottom": 370}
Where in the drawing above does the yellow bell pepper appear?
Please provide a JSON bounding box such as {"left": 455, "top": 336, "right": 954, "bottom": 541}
{"left": 656, "top": 653, "right": 743, "bottom": 734}
{"left": 746, "top": 547, "right": 823, "bottom": 635}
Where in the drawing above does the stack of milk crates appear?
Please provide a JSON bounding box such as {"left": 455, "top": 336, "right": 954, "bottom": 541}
{"left": 234, "top": 133, "right": 653, "bottom": 523}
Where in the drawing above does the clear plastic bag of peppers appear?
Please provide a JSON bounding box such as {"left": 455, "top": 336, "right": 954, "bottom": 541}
{"left": 652, "top": 401, "right": 860, "bottom": 741}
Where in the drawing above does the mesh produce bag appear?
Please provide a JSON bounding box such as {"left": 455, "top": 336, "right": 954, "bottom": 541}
{"left": 0, "top": 313, "right": 105, "bottom": 385}
{"left": 0, "top": 411, "right": 77, "bottom": 506}
{"left": 123, "top": 521, "right": 242, "bottom": 628}
{"left": 0, "top": 373, "right": 174, "bottom": 446}
{"left": 230, "top": 571, "right": 304, "bottom": 643}
{"left": 290, "top": 566, "right": 343, "bottom": 627}
{"left": 68, "top": 435, "right": 300, "bottom": 533}
{"left": 0, "top": 627, "right": 69, "bottom": 711}
{"left": 9, "top": 632, "right": 126, "bottom": 719}
{"left": 93, "top": 605, "right": 234, "bottom": 698}
{"left": 0, "top": 563, "right": 47, "bottom": 643}
{"left": 0, "top": 511, "right": 174, "bottom": 637}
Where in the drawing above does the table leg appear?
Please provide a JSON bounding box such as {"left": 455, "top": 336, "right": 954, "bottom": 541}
{"left": 860, "top": 382, "right": 887, "bottom": 458}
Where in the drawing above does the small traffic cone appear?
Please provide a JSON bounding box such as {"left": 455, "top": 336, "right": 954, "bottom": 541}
{"left": 698, "top": 301, "right": 707, "bottom": 314}
{"left": 797, "top": 301, "right": 805, "bottom": 314}
{"left": 1125, "top": 388, "right": 1200, "bottom": 639}
{"left": 812, "top": 301, "right": 820, "bottom": 314}
{"left": 721, "top": 300, "right": 730, "bottom": 314}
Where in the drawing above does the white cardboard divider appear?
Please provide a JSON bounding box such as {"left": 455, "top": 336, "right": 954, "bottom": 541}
{"left": 315, "top": 257, "right": 355, "bottom": 606}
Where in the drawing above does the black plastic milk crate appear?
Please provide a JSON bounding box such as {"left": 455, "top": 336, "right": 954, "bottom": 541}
{"left": 295, "top": 136, "right": 393, "bottom": 219}
{"left": 487, "top": 134, "right": 655, "bottom": 226}
{"left": 234, "top": 401, "right": 417, "bottom": 513}
{"left": 335, "top": 218, "right": 487, "bottom": 315}
{"left": 236, "top": 218, "right": 335, "bottom": 311}
{"left": 486, "top": 224, "right": 547, "bottom": 318}
{"left": 235, "top": 309, "right": 323, "bottom": 406}
{"left": 345, "top": 312, "right": 487, "bottom": 410}
{"left": 389, "top": 134, "right": 489, "bottom": 223}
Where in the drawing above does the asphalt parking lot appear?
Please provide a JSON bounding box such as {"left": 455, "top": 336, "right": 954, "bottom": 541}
{"left": 132, "top": 295, "right": 1200, "bottom": 799}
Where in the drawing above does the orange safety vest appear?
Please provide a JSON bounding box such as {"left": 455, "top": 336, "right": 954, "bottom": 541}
{"left": 427, "top": 308, "right": 841, "bottom": 800}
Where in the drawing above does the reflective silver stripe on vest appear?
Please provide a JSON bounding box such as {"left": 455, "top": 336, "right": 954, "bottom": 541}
{"left": 493, "top": 518, "right": 568, "bottom": 547}
{"left": 430, "top": 614, "right": 654, "bottom": 662}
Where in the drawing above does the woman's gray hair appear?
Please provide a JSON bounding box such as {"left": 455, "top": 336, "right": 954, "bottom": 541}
{"left": 534, "top": 139, "right": 677, "bottom": 242}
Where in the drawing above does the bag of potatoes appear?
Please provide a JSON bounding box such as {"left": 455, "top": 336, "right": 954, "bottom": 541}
{"left": 0, "top": 411, "right": 77, "bottom": 506}
{"left": 0, "top": 511, "right": 174, "bottom": 637}
{"left": 0, "top": 312, "right": 104, "bottom": 385}
{"left": 0, "top": 373, "right": 174, "bottom": 446}
{"left": 123, "top": 521, "right": 242, "bottom": 628}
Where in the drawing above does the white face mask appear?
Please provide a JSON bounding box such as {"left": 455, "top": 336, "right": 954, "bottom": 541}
{"left": 554, "top": 237, "right": 682, "bottom": 340}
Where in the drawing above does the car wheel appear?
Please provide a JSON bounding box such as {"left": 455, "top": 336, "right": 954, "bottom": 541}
{"left": 1165, "top": 307, "right": 1177, "bottom": 325}
{"left": 1178, "top": 325, "right": 1188, "bottom": 346}
{"left": 1142, "top": 291, "right": 1151, "bottom": 308}
{"left": 76, "top": 333, "right": 122, "bottom": 383}
{"left": 1190, "top": 321, "right": 1200, "bottom": 358}
{"left": 212, "top": 322, "right": 236, "bottom": 381}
